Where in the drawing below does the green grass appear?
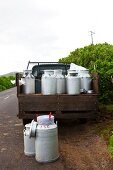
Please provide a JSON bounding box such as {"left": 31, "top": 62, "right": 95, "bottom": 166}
{"left": 109, "top": 135, "right": 113, "bottom": 156}
{"left": 99, "top": 103, "right": 113, "bottom": 112}
{"left": 96, "top": 119, "right": 113, "bottom": 157}
{"left": 96, "top": 122, "right": 113, "bottom": 141}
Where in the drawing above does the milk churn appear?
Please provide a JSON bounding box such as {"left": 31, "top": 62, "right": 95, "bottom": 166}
{"left": 35, "top": 124, "right": 59, "bottom": 163}
{"left": 23, "top": 123, "right": 35, "bottom": 156}
{"left": 24, "top": 70, "right": 35, "bottom": 94}
{"left": 78, "top": 70, "right": 92, "bottom": 92}
{"left": 20, "top": 70, "right": 28, "bottom": 93}
{"left": 66, "top": 70, "right": 80, "bottom": 95}
{"left": 54, "top": 69, "right": 65, "bottom": 94}
{"left": 41, "top": 70, "right": 57, "bottom": 95}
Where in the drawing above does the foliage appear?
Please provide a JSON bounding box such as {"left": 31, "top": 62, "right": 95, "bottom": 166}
{"left": 59, "top": 43, "right": 113, "bottom": 103}
{"left": 99, "top": 103, "right": 113, "bottom": 112}
{"left": 109, "top": 135, "right": 113, "bottom": 156}
{"left": 0, "top": 76, "right": 15, "bottom": 92}
{"left": 96, "top": 121, "right": 113, "bottom": 157}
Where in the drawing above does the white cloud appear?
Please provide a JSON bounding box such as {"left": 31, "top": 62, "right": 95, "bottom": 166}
{"left": 0, "top": 0, "right": 113, "bottom": 75}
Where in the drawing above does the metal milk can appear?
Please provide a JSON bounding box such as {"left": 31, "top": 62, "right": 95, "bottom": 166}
{"left": 54, "top": 69, "right": 65, "bottom": 94}
{"left": 35, "top": 124, "right": 59, "bottom": 163}
{"left": 24, "top": 70, "right": 35, "bottom": 94}
{"left": 23, "top": 123, "right": 35, "bottom": 156}
{"left": 66, "top": 70, "right": 80, "bottom": 95}
{"left": 78, "top": 70, "right": 92, "bottom": 92}
{"left": 41, "top": 70, "right": 57, "bottom": 95}
{"left": 20, "top": 70, "right": 28, "bottom": 93}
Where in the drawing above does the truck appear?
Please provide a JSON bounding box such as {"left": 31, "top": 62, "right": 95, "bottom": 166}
{"left": 16, "top": 62, "right": 99, "bottom": 125}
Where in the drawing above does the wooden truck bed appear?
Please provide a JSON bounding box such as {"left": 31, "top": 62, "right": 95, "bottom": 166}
{"left": 18, "top": 93, "right": 98, "bottom": 119}
{"left": 16, "top": 73, "right": 99, "bottom": 121}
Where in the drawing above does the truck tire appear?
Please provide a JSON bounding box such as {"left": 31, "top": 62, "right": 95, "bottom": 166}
{"left": 79, "top": 118, "right": 87, "bottom": 124}
{"left": 23, "top": 119, "right": 32, "bottom": 126}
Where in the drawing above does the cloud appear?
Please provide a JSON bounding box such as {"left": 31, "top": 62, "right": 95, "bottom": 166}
{"left": 0, "top": 0, "right": 113, "bottom": 75}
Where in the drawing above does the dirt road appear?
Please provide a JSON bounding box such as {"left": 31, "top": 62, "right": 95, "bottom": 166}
{"left": 0, "top": 88, "right": 113, "bottom": 169}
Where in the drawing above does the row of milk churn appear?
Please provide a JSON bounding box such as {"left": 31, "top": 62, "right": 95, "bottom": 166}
{"left": 21, "top": 69, "right": 92, "bottom": 95}
{"left": 24, "top": 114, "right": 59, "bottom": 163}
{"left": 41, "top": 69, "right": 92, "bottom": 95}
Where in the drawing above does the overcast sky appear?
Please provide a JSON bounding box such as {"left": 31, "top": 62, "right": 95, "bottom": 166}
{"left": 0, "top": 0, "right": 113, "bottom": 75}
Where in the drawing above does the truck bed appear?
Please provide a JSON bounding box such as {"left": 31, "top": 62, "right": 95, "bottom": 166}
{"left": 16, "top": 71, "right": 99, "bottom": 120}
{"left": 18, "top": 93, "right": 98, "bottom": 119}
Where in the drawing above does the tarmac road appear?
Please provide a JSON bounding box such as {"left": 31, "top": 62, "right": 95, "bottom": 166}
{"left": 0, "top": 87, "right": 65, "bottom": 170}
{"left": 0, "top": 87, "right": 18, "bottom": 114}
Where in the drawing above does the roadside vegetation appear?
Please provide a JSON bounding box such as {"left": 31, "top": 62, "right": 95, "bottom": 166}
{"left": 96, "top": 119, "right": 113, "bottom": 157}
{"left": 109, "top": 135, "right": 113, "bottom": 156}
{"left": 0, "top": 76, "right": 15, "bottom": 92}
{"left": 59, "top": 42, "right": 113, "bottom": 104}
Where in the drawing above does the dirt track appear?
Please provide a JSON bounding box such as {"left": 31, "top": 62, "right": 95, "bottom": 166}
{"left": 1, "top": 108, "right": 113, "bottom": 170}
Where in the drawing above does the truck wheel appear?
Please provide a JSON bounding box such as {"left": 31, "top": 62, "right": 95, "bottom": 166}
{"left": 79, "top": 118, "right": 87, "bottom": 124}
{"left": 23, "top": 119, "right": 32, "bottom": 126}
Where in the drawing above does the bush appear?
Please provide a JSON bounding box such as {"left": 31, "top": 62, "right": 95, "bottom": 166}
{"left": 59, "top": 43, "right": 113, "bottom": 103}
{"left": 0, "top": 76, "right": 15, "bottom": 91}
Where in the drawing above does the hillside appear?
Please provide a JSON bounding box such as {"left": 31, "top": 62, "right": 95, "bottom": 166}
{"left": 0, "top": 72, "right": 22, "bottom": 77}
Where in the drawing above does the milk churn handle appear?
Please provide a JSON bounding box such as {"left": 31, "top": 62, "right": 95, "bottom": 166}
{"left": 49, "top": 112, "right": 52, "bottom": 120}
{"left": 36, "top": 112, "right": 40, "bottom": 125}
{"left": 29, "top": 120, "right": 33, "bottom": 138}
{"left": 29, "top": 120, "right": 37, "bottom": 138}
{"left": 23, "top": 129, "right": 26, "bottom": 135}
{"left": 36, "top": 112, "right": 39, "bottom": 120}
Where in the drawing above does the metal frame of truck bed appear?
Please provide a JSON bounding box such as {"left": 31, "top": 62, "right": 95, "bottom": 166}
{"left": 16, "top": 62, "right": 99, "bottom": 122}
